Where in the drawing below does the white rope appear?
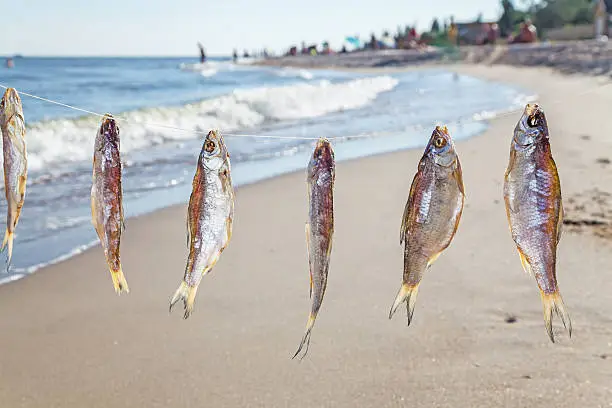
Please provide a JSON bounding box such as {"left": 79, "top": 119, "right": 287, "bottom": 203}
{"left": 1, "top": 78, "right": 608, "bottom": 142}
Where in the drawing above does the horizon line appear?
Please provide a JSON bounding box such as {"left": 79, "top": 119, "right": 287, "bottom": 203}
{"left": 2, "top": 54, "right": 237, "bottom": 59}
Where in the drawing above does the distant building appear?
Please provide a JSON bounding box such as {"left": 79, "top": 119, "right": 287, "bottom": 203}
{"left": 594, "top": 0, "right": 612, "bottom": 37}
{"left": 456, "top": 21, "right": 499, "bottom": 45}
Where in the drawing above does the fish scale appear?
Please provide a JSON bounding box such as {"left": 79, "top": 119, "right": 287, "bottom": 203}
{"left": 293, "top": 138, "right": 335, "bottom": 360}
{"left": 503, "top": 103, "right": 571, "bottom": 343}
{"left": 170, "top": 130, "right": 234, "bottom": 319}
{"left": 390, "top": 126, "right": 465, "bottom": 326}
{"left": 0, "top": 88, "right": 28, "bottom": 268}
{"left": 91, "top": 114, "right": 128, "bottom": 293}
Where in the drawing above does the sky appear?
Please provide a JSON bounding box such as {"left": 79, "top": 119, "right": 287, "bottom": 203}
{"left": 2, "top": 0, "right": 506, "bottom": 57}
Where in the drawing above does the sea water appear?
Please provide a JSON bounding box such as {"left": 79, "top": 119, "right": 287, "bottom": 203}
{"left": 0, "top": 56, "right": 533, "bottom": 279}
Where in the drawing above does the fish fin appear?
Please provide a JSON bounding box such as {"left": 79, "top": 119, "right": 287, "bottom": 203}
{"left": 110, "top": 267, "right": 129, "bottom": 294}
{"left": 224, "top": 214, "right": 233, "bottom": 248}
{"left": 388, "top": 283, "right": 420, "bottom": 326}
{"left": 90, "top": 198, "right": 104, "bottom": 241}
{"left": 400, "top": 201, "right": 409, "bottom": 245}
{"left": 185, "top": 208, "right": 192, "bottom": 248}
{"left": 400, "top": 173, "right": 421, "bottom": 245}
{"left": 0, "top": 230, "right": 14, "bottom": 270}
{"left": 121, "top": 204, "right": 126, "bottom": 233}
{"left": 426, "top": 251, "right": 443, "bottom": 268}
{"left": 169, "top": 281, "right": 199, "bottom": 319}
{"left": 540, "top": 291, "right": 572, "bottom": 343}
{"left": 453, "top": 159, "right": 465, "bottom": 197}
{"left": 292, "top": 313, "right": 316, "bottom": 360}
{"left": 517, "top": 248, "right": 533, "bottom": 276}
{"left": 18, "top": 174, "right": 26, "bottom": 199}
{"left": 556, "top": 204, "right": 563, "bottom": 244}
{"left": 305, "top": 223, "right": 313, "bottom": 298}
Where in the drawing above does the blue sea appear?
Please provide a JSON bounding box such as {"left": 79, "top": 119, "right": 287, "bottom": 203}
{"left": 0, "top": 56, "right": 533, "bottom": 280}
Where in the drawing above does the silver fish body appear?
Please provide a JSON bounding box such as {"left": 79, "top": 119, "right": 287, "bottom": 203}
{"left": 91, "top": 114, "right": 128, "bottom": 293}
{"left": 0, "top": 88, "right": 27, "bottom": 266}
{"left": 504, "top": 104, "right": 570, "bottom": 342}
{"left": 293, "top": 138, "right": 335, "bottom": 360}
{"left": 390, "top": 126, "right": 464, "bottom": 325}
{"left": 170, "top": 130, "right": 234, "bottom": 318}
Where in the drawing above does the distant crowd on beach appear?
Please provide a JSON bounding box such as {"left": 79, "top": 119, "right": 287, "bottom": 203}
{"left": 280, "top": 17, "right": 539, "bottom": 58}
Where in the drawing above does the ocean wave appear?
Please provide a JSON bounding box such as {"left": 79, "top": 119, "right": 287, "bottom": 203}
{"left": 275, "top": 68, "right": 314, "bottom": 80}
{"left": 22, "top": 76, "right": 399, "bottom": 172}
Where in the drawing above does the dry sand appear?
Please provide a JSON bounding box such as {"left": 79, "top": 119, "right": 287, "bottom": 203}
{"left": 0, "top": 65, "right": 611, "bottom": 407}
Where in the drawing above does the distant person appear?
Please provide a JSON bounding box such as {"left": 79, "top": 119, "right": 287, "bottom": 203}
{"left": 340, "top": 45, "right": 347, "bottom": 53}
{"left": 243, "top": 49, "right": 250, "bottom": 58}
{"left": 6, "top": 58, "right": 14, "bottom": 69}
{"left": 232, "top": 49, "right": 238, "bottom": 63}
{"left": 409, "top": 27, "right": 417, "bottom": 41}
{"left": 523, "top": 19, "right": 537, "bottom": 42}
{"left": 510, "top": 19, "right": 537, "bottom": 44}
{"left": 198, "top": 42, "right": 206, "bottom": 63}
{"left": 448, "top": 22, "right": 458, "bottom": 45}
{"left": 370, "top": 33, "right": 378, "bottom": 49}
{"left": 487, "top": 23, "right": 499, "bottom": 45}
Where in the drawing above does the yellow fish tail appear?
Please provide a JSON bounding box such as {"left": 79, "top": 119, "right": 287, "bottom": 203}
{"left": 388, "top": 283, "right": 420, "bottom": 325}
{"left": 110, "top": 267, "right": 129, "bottom": 294}
{"left": 541, "top": 291, "right": 572, "bottom": 343}
{"left": 0, "top": 229, "right": 14, "bottom": 268}
{"left": 169, "top": 281, "right": 198, "bottom": 319}
{"left": 292, "top": 313, "right": 316, "bottom": 360}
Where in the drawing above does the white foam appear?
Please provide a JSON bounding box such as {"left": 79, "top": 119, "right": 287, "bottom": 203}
{"left": 199, "top": 68, "right": 218, "bottom": 77}
{"left": 276, "top": 68, "right": 314, "bottom": 80}
{"left": 22, "top": 76, "right": 399, "bottom": 171}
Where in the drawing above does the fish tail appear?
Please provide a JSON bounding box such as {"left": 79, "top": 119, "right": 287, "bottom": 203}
{"left": 541, "top": 291, "right": 572, "bottom": 343}
{"left": 0, "top": 229, "right": 14, "bottom": 268}
{"left": 292, "top": 313, "right": 316, "bottom": 360}
{"left": 110, "top": 267, "right": 129, "bottom": 294}
{"left": 169, "top": 281, "right": 198, "bottom": 319}
{"left": 388, "top": 283, "right": 420, "bottom": 326}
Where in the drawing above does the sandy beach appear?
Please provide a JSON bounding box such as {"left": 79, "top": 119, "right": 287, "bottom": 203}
{"left": 0, "top": 64, "right": 611, "bottom": 407}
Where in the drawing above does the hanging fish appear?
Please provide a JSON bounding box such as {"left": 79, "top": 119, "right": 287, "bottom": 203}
{"left": 390, "top": 126, "right": 465, "bottom": 325}
{"left": 503, "top": 104, "right": 571, "bottom": 342}
{"left": 91, "top": 114, "right": 128, "bottom": 293}
{"left": 0, "top": 88, "right": 28, "bottom": 267}
{"left": 293, "top": 138, "right": 335, "bottom": 360}
{"left": 170, "top": 130, "right": 234, "bottom": 318}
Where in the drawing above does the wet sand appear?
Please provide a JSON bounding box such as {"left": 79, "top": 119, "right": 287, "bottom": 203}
{"left": 0, "top": 65, "right": 611, "bottom": 407}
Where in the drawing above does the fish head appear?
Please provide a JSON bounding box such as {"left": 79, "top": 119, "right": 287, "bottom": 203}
{"left": 200, "top": 130, "right": 229, "bottom": 171}
{"left": 308, "top": 138, "right": 335, "bottom": 180}
{"left": 425, "top": 126, "right": 457, "bottom": 168}
{"left": 0, "top": 88, "right": 23, "bottom": 120}
{"left": 99, "top": 114, "right": 120, "bottom": 147}
{"left": 513, "top": 103, "right": 548, "bottom": 148}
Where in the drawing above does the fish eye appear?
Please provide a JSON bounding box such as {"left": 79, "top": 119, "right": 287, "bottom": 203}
{"left": 528, "top": 113, "right": 540, "bottom": 128}
{"left": 434, "top": 137, "right": 446, "bottom": 148}
{"left": 204, "top": 140, "right": 216, "bottom": 153}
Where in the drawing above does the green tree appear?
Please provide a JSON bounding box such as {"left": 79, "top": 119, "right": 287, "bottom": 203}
{"left": 572, "top": 5, "right": 594, "bottom": 25}
{"left": 431, "top": 18, "right": 441, "bottom": 32}
{"left": 532, "top": 0, "right": 595, "bottom": 29}
{"left": 498, "top": 0, "right": 517, "bottom": 37}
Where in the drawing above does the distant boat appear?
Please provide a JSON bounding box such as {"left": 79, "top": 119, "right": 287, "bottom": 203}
{"left": 13, "top": 54, "right": 23, "bottom": 59}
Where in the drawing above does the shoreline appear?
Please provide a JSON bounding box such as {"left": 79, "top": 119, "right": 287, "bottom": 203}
{"left": 7, "top": 65, "right": 530, "bottom": 280}
{"left": 2, "top": 64, "right": 612, "bottom": 407}
{"left": 257, "top": 40, "right": 612, "bottom": 78}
